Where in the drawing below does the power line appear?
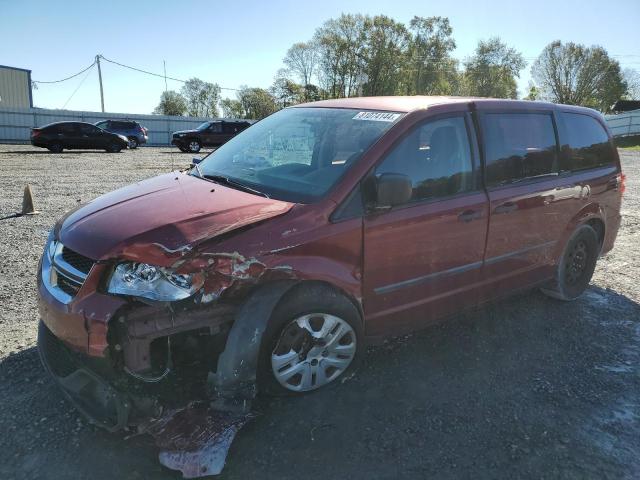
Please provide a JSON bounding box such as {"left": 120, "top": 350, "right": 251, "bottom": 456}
{"left": 61, "top": 63, "right": 95, "bottom": 109}
{"left": 33, "top": 61, "right": 96, "bottom": 84}
{"left": 99, "top": 55, "right": 239, "bottom": 91}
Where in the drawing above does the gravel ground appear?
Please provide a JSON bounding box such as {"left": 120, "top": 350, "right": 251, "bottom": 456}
{"left": 0, "top": 144, "right": 638, "bottom": 479}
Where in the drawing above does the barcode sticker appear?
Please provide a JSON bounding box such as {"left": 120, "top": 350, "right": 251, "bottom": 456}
{"left": 353, "top": 111, "right": 401, "bottom": 122}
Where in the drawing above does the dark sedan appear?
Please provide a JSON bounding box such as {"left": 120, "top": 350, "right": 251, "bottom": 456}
{"left": 31, "top": 122, "right": 129, "bottom": 153}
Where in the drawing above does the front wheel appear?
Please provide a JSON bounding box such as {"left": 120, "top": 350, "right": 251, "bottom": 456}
{"left": 106, "top": 143, "right": 123, "bottom": 153}
{"left": 541, "top": 224, "right": 600, "bottom": 301}
{"left": 259, "top": 285, "right": 363, "bottom": 396}
{"left": 128, "top": 137, "right": 138, "bottom": 149}
{"left": 187, "top": 140, "right": 201, "bottom": 153}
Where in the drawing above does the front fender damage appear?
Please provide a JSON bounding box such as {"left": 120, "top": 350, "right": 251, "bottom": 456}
{"left": 104, "top": 243, "right": 299, "bottom": 477}
{"left": 135, "top": 281, "right": 297, "bottom": 478}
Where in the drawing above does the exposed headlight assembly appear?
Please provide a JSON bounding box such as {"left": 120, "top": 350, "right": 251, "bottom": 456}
{"left": 108, "top": 262, "right": 204, "bottom": 302}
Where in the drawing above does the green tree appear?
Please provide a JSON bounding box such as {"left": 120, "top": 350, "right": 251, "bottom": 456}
{"left": 283, "top": 42, "right": 318, "bottom": 100}
{"left": 314, "top": 14, "right": 368, "bottom": 98}
{"left": 403, "top": 16, "right": 459, "bottom": 95}
{"left": 525, "top": 82, "right": 540, "bottom": 101}
{"left": 531, "top": 41, "right": 627, "bottom": 112}
{"left": 222, "top": 87, "right": 279, "bottom": 119}
{"left": 463, "top": 37, "right": 526, "bottom": 98}
{"left": 270, "top": 72, "right": 305, "bottom": 108}
{"left": 180, "top": 78, "right": 221, "bottom": 117}
{"left": 153, "top": 90, "right": 187, "bottom": 116}
{"left": 360, "top": 15, "right": 410, "bottom": 96}
{"left": 220, "top": 98, "right": 245, "bottom": 118}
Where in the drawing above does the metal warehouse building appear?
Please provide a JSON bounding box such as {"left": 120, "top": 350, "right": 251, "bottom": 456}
{"left": 0, "top": 65, "right": 33, "bottom": 109}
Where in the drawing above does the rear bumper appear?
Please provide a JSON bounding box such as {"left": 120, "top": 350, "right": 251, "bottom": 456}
{"left": 602, "top": 212, "right": 622, "bottom": 255}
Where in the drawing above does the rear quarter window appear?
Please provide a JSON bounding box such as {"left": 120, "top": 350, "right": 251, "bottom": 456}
{"left": 481, "top": 113, "right": 558, "bottom": 187}
{"left": 559, "top": 112, "right": 615, "bottom": 172}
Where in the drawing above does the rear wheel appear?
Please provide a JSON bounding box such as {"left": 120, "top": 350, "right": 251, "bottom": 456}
{"left": 259, "top": 285, "right": 363, "bottom": 396}
{"left": 48, "top": 143, "right": 63, "bottom": 153}
{"left": 187, "top": 140, "right": 201, "bottom": 153}
{"left": 178, "top": 146, "right": 188, "bottom": 153}
{"left": 541, "top": 224, "right": 600, "bottom": 301}
{"left": 128, "top": 137, "right": 138, "bottom": 149}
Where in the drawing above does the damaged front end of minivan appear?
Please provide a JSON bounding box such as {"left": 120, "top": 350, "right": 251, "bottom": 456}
{"left": 35, "top": 172, "right": 335, "bottom": 476}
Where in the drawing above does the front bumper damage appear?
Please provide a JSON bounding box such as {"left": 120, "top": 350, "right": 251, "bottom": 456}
{"left": 38, "top": 278, "right": 299, "bottom": 476}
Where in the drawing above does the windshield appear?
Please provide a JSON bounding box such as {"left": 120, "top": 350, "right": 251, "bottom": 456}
{"left": 196, "top": 122, "right": 211, "bottom": 131}
{"left": 196, "top": 107, "right": 402, "bottom": 202}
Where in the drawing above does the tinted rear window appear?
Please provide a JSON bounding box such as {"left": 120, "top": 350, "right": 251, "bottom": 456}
{"left": 559, "top": 113, "right": 615, "bottom": 171}
{"left": 481, "top": 113, "right": 558, "bottom": 187}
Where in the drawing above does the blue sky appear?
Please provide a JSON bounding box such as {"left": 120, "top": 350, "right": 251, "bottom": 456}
{"left": 1, "top": 0, "right": 639, "bottom": 114}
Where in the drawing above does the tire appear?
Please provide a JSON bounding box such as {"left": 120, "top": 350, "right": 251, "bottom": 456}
{"left": 258, "top": 284, "right": 363, "bottom": 396}
{"left": 48, "top": 143, "right": 63, "bottom": 153}
{"left": 187, "top": 139, "right": 201, "bottom": 153}
{"left": 541, "top": 224, "right": 600, "bottom": 301}
{"left": 178, "top": 147, "right": 188, "bottom": 153}
{"left": 106, "top": 143, "right": 123, "bottom": 153}
{"left": 128, "top": 137, "right": 138, "bottom": 149}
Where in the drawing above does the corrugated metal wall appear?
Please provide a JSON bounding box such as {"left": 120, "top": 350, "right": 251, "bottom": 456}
{"left": 0, "top": 106, "right": 226, "bottom": 145}
{"left": 605, "top": 109, "right": 640, "bottom": 138}
{"left": 0, "top": 67, "right": 32, "bottom": 109}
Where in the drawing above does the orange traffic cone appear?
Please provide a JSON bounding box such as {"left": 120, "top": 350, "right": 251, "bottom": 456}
{"left": 20, "top": 184, "right": 39, "bottom": 215}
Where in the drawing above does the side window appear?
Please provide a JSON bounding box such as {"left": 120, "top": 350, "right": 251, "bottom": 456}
{"left": 376, "top": 116, "right": 474, "bottom": 203}
{"left": 559, "top": 112, "right": 614, "bottom": 171}
{"left": 59, "top": 123, "right": 77, "bottom": 134}
{"left": 481, "top": 113, "right": 557, "bottom": 187}
{"left": 78, "top": 123, "right": 100, "bottom": 135}
{"left": 95, "top": 121, "right": 109, "bottom": 130}
{"left": 222, "top": 122, "right": 236, "bottom": 134}
{"left": 210, "top": 122, "right": 223, "bottom": 133}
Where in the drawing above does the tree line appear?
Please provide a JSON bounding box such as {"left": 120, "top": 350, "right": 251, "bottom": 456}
{"left": 154, "top": 13, "right": 634, "bottom": 119}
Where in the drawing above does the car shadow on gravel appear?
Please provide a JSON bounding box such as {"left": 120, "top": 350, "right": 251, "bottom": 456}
{"left": 1, "top": 286, "right": 639, "bottom": 479}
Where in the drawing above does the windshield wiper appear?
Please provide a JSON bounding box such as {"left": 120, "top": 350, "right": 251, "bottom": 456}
{"left": 191, "top": 163, "right": 203, "bottom": 178}
{"left": 203, "top": 174, "right": 270, "bottom": 198}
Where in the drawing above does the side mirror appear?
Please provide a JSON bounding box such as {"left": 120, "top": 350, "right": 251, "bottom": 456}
{"left": 374, "top": 173, "right": 413, "bottom": 209}
{"left": 191, "top": 157, "right": 203, "bottom": 166}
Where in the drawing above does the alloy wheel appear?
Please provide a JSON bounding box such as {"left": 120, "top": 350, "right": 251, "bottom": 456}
{"left": 271, "top": 313, "right": 357, "bottom": 392}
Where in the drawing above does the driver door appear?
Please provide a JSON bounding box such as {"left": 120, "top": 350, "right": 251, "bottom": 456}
{"left": 363, "top": 114, "right": 489, "bottom": 337}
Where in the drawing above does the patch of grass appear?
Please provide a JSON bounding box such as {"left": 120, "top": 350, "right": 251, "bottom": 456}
{"left": 615, "top": 135, "right": 640, "bottom": 150}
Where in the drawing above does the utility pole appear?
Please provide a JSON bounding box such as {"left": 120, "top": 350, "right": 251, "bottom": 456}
{"left": 163, "top": 60, "right": 168, "bottom": 92}
{"left": 96, "top": 54, "right": 105, "bottom": 112}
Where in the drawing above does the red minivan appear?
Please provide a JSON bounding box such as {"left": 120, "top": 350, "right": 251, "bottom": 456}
{"left": 37, "top": 96, "right": 623, "bottom": 430}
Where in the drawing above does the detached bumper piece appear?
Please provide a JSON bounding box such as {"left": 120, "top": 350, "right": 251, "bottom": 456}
{"left": 38, "top": 321, "right": 131, "bottom": 431}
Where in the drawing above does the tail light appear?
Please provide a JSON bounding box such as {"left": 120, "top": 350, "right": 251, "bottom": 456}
{"left": 619, "top": 173, "right": 626, "bottom": 195}
{"left": 31, "top": 129, "right": 41, "bottom": 138}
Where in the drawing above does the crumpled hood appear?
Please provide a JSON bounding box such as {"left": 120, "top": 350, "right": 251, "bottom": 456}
{"left": 57, "top": 172, "right": 294, "bottom": 264}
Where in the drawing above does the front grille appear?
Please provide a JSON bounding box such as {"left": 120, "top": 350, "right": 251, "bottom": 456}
{"left": 56, "top": 274, "right": 81, "bottom": 296}
{"left": 61, "top": 247, "right": 95, "bottom": 275}
{"left": 43, "top": 241, "right": 93, "bottom": 303}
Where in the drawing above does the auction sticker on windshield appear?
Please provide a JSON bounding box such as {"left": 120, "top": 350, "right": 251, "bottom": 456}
{"left": 352, "top": 111, "right": 401, "bottom": 122}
